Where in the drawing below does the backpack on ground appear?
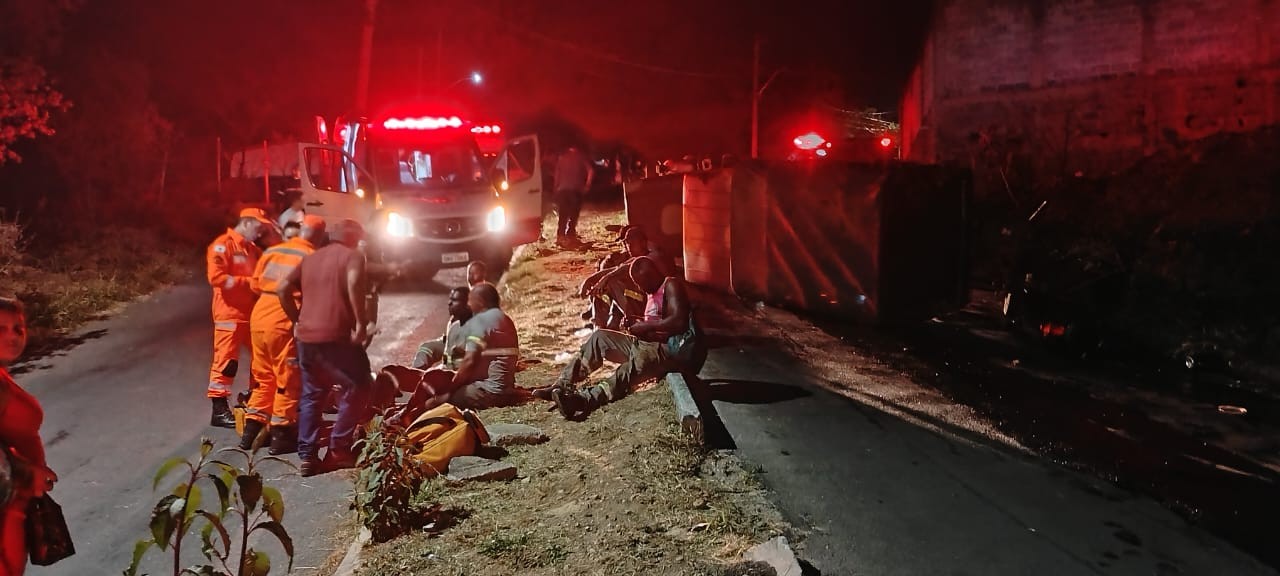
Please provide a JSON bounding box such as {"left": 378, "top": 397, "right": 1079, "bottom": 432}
{"left": 404, "top": 403, "right": 490, "bottom": 476}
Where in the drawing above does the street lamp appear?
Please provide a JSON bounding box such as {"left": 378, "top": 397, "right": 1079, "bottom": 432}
{"left": 446, "top": 71, "right": 483, "bottom": 89}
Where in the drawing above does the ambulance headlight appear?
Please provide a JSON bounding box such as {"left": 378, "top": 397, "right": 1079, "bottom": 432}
{"left": 486, "top": 206, "right": 506, "bottom": 232}
{"left": 386, "top": 212, "right": 413, "bottom": 238}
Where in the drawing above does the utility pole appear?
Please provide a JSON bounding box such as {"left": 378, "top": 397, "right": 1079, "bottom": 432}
{"left": 355, "top": 0, "right": 378, "bottom": 113}
{"left": 416, "top": 45, "right": 425, "bottom": 97}
{"left": 435, "top": 26, "right": 443, "bottom": 91}
{"left": 751, "top": 34, "right": 760, "bottom": 159}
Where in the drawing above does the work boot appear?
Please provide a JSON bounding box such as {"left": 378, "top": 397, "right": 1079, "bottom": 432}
{"left": 268, "top": 426, "right": 297, "bottom": 456}
{"left": 324, "top": 449, "right": 358, "bottom": 472}
{"left": 210, "top": 397, "right": 236, "bottom": 429}
{"left": 299, "top": 457, "right": 322, "bottom": 478}
{"left": 238, "top": 419, "right": 266, "bottom": 451}
{"left": 552, "top": 387, "right": 587, "bottom": 420}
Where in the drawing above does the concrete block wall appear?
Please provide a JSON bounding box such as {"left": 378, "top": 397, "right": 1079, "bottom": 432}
{"left": 900, "top": 0, "right": 1280, "bottom": 186}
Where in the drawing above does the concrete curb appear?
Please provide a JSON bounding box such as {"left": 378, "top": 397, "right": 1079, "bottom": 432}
{"left": 332, "top": 527, "right": 371, "bottom": 576}
{"left": 667, "top": 373, "right": 704, "bottom": 445}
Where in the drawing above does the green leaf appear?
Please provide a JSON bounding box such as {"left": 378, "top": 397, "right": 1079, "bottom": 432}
{"left": 153, "top": 457, "right": 192, "bottom": 491}
{"left": 251, "top": 521, "right": 294, "bottom": 570}
{"left": 195, "top": 510, "right": 232, "bottom": 561}
{"left": 208, "top": 459, "right": 242, "bottom": 477}
{"left": 199, "top": 521, "right": 216, "bottom": 562}
{"left": 149, "top": 495, "right": 180, "bottom": 550}
{"left": 204, "top": 473, "right": 232, "bottom": 516}
{"left": 183, "top": 484, "right": 203, "bottom": 530}
{"left": 237, "top": 473, "right": 264, "bottom": 513}
{"left": 123, "top": 538, "right": 153, "bottom": 576}
{"left": 253, "top": 455, "right": 299, "bottom": 472}
{"left": 261, "top": 486, "right": 284, "bottom": 524}
{"left": 240, "top": 549, "right": 271, "bottom": 576}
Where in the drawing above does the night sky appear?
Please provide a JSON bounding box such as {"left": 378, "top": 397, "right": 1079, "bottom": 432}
{"left": 68, "top": 0, "right": 932, "bottom": 156}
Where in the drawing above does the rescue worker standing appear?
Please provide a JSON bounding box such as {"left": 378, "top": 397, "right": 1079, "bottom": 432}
{"left": 207, "top": 207, "right": 274, "bottom": 428}
{"left": 240, "top": 214, "right": 326, "bottom": 454}
{"left": 553, "top": 145, "right": 594, "bottom": 244}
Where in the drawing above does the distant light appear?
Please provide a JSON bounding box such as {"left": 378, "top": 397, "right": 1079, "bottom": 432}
{"left": 355, "top": 187, "right": 366, "bottom": 198}
{"left": 815, "top": 149, "right": 828, "bottom": 157}
{"left": 470, "top": 124, "right": 503, "bottom": 135}
{"left": 880, "top": 137, "right": 892, "bottom": 148}
{"left": 471, "top": 72, "right": 483, "bottom": 85}
{"left": 793, "top": 132, "right": 826, "bottom": 150}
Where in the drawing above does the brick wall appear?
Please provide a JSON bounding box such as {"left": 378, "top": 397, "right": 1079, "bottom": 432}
{"left": 901, "top": 0, "right": 1280, "bottom": 188}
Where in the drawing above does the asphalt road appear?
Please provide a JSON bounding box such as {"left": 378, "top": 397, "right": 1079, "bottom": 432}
{"left": 700, "top": 344, "right": 1277, "bottom": 576}
{"left": 16, "top": 270, "right": 461, "bottom": 575}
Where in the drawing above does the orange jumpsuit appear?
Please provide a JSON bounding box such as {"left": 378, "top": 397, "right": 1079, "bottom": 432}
{"left": 245, "top": 237, "right": 315, "bottom": 427}
{"left": 206, "top": 229, "right": 262, "bottom": 399}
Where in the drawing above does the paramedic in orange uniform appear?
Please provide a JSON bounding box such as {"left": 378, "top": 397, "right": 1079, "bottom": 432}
{"left": 207, "top": 207, "right": 274, "bottom": 428}
{"left": 240, "top": 215, "right": 325, "bottom": 454}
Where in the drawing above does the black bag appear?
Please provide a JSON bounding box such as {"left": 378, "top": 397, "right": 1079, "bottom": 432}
{"left": 25, "top": 492, "right": 75, "bottom": 566}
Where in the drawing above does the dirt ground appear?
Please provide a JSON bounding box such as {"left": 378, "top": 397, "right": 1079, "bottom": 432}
{"left": 357, "top": 206, "right": 791, "bottom": 576}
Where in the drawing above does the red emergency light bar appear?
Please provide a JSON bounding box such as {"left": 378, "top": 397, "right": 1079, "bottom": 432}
{"left": 470, "top": 124, "right": 502, "bottom": 135}
{"left": 382, "top": 116, "right": 464, "bottom": 130}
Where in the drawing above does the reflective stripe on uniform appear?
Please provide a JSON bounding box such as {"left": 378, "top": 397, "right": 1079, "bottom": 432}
{"left": 269, "top": 415, "right": 292, "bottom": 426}
{"left": 480, "top": 347, "right": 519, "bottom": 358}
{"left": 214, "top": 321, "right": 240, "bottom": 330}
{"left": 261, "top": 261, "right": 297, "bottom": 283}
{"left": 224, "top": 277, "right": 236, "bottom": 289}
{"left": 466, "top": 335, "right": 487, "bottom": 349}
{"left": 208, "top": 381, "right": 232, "bottom": 392}
{"left": 623, "top": 289, "right": 644, "bottom": 302}
{"left": 264, "top": 247, "right": 309, "bottom": 259}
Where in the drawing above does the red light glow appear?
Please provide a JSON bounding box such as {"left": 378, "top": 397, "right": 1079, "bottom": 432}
{"left": 880, "top": 137, "right": 893, "bottom": 148}
{"left": 793, "top": 132, "right": 826, "bottom": 150}
{"left": 382, "top": 116, "right": 464, "bottom": 130}
{"left": 470, "top": 124, "right": 503, "bottom": 134}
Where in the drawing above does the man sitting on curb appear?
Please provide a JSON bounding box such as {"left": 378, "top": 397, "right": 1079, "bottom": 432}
{"left": 578, "top": 225, "right": 675, "bottom": 330}
{"left": 385, "top": 283, "right": 527, "bottom": 424}
{"left": 551, "top": 256, "right": 700, "bottom": 420}
{"left": 366, "top": 286, "right": 475, "bottom": 414}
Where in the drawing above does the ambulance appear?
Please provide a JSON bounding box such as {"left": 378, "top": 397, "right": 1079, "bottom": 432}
{"left": 295, "top": 105, "right": 542, "bottom": 278}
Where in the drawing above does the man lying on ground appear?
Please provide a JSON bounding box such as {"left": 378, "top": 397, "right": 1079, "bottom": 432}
{"left": 550, "top": 256, "right": 701, "bottom": 419}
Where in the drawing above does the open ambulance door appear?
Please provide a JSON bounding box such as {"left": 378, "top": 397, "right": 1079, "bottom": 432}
{"left": 296, "top": 143, "right": 377, "bottom": 226}
{"left": 493, "top": 134, "right": 542, "bottom": 246}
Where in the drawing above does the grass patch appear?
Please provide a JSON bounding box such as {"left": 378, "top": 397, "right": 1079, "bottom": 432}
{"left": 357, "top": 204, "right": 791, "bottom": 575}
{"left": 0, "top": 217, "right": 197, "bottom": 357}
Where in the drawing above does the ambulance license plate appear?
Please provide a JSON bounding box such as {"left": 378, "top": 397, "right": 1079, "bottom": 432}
{"left": 442, "top": 252, "right": 469, "bottom": 264}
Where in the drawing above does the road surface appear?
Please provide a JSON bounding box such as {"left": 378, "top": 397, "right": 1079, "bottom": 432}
{"left": 700, "top": 342, "right": 1277, "bottom": 575}
{"left": 17, "top": 271, "right": 461, "bottom": 575}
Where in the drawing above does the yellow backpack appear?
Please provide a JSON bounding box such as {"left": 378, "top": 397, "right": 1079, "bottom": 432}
{"left": 404, "top": 403, "right": 490, "bottom": 476}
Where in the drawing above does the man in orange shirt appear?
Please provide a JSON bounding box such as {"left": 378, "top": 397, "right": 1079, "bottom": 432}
{"left": 240, "top": 215, "right": 325, "bottom": 453}
{"left": 207, "top": 207, "right": 275, "bottom": 428}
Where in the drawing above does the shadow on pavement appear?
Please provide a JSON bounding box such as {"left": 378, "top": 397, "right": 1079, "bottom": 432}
{"left": 12, "top": 328, "right": 110, "bottom": 374}
{"left": 705, "top": 379, "right": 813, "bottom": 405}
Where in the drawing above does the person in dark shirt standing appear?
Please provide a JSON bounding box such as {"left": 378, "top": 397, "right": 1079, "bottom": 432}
{"left": 553, "top": 145, "right": 594, "bottom": 244}
{"left": 278, "top": 219, "right": 375, "bottom": 476}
